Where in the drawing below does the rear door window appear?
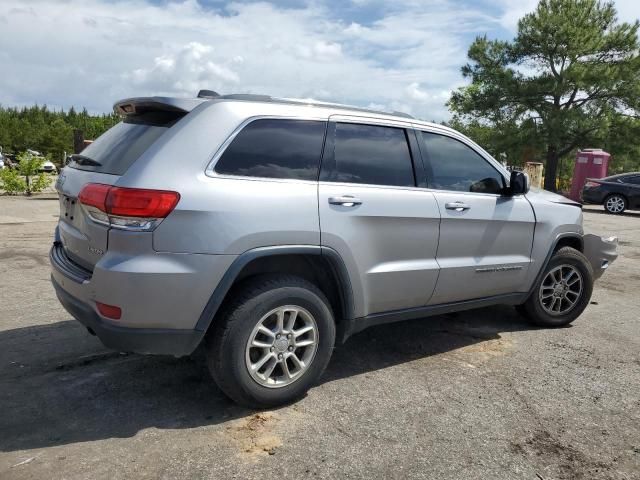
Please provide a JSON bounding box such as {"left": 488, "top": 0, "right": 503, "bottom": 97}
{"left": 68, "top": 111, "right": 182, "bottom": 175}
{"left": 320, "top": 123, "right": 415, "bottom": 187}
{"left": 214, "top": 119, "right": 327, "bottom": 181}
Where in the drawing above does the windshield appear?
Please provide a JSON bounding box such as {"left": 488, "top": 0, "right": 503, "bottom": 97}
{"left": 68, "top": 110, "right": 183, "bottom": 175}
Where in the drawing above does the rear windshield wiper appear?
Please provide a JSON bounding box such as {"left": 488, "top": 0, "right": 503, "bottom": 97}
{"left": 70, "top": 154, "right": 102, "bottom": 167}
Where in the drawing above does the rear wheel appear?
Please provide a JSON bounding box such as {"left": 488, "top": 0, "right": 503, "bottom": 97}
{"left": 517, "top": 247, "right": 593, "bottom": 327}
{"left": 604, "top": 194, "right": 627, "bottom": 214}
{"left": 206, "top": 275, "right": 335, "bottom": 408}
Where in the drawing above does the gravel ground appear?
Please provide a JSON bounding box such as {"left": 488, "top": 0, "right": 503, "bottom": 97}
{"left": 0, "top": 194, "right": 638, "bottom": 480}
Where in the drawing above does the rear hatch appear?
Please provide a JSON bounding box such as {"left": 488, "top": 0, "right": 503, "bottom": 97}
{"left": 55, "top": 99, "right": 193, "bottom": 271}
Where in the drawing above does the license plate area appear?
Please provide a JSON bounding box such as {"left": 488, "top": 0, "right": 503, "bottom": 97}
{"left": 60, "top": 195, "right": 78, "bottom": 224}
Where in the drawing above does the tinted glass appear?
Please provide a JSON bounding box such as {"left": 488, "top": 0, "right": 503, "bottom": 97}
{"left": 420, "top": 132, "right": 504, "bottom": 194}
{"left": 322, "top": 123, "right": 415, "bottom": 187}
{"left": 68, "top": 111, "right": 182, "bottom": 175}
{"left": 624, "top": 175, "right": 640, "bottom": 185}
{"left": 215, "top": 119, "right": 326, "bottom": 180}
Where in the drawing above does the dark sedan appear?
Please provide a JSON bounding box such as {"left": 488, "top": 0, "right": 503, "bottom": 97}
{"left": 582, "top": 172, "right": 640, "bottom": 214}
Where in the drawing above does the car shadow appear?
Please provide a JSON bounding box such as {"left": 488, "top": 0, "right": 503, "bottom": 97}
{"left": 0, "top": 305, "right": 539, "bottom": 452}
{"left": 583, "top": 207, "right": 640, "bottom": 218}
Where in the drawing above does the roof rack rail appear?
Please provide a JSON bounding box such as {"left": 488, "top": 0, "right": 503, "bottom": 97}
{"left": 195, "top": 91, "right": 416, "bottom": 120}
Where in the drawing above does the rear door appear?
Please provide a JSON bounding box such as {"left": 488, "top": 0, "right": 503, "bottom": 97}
{"left": 416, "top": 130, "right": 535, "bottom": 304}
{"left": 55, "top": 109, "right": 183, "bottom": 270}
{"left": 318, "top": 117, "right": 441, "bottom": 317}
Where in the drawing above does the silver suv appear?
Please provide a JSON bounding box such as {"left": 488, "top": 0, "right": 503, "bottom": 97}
{"left": 51, "top": 92, "right": 618, "bottom": 407}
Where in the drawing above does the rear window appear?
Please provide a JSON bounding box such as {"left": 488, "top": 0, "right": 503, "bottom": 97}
{"left": 68, "top": 111, "right": 183, "bottom": 175}
{"left": 214, "top": 119, "right": 327, "bottom": 181}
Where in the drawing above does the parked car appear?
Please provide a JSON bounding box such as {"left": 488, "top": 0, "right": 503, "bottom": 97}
{"left": 40, "top": 159, "right": 58, "bottom": 174}
{"left": 582, "top": 172, "right": 640, "bottom": 214}
{"left": 3, "top": 153, "right": 18, "bottom": 170}
{"left": 50, "top": 92, "right": 618, "bottom": 408}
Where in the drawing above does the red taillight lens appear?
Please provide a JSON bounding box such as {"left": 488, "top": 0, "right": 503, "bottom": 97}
{"left": 584, "top": 181, "right": 600, "bottom": 188}
{"left": 106, "top": 188, "right": 180, "bottom": 218}
{"left": 78, "top": 183, "right": 110, "bottom": 210}
{"left": 96, "top": 302, "right": 122, "bottom": 320}
{"left": 78, "top": 183, "right": 180, "bottom": 218}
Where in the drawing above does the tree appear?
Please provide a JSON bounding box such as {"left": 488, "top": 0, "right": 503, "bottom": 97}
{"left": 17, "top": 151, "right": 49, "bottom": 196}
{"left": 449, "top": 0, "right": 640, "bottom": 191}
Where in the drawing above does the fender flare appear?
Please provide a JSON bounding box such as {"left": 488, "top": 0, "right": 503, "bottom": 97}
{"left": 525, "top": 232, "right": 584, "bottom": 299}
{"left": 194, "top": 245, "right": 355, "bottom": 333}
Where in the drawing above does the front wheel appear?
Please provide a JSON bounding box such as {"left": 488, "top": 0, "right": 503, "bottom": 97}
{"left": 206, "top": 275, "right": 335, "bottom": 408}
{"left": 517, "top": 247, "right": 594, "bottom": 327}
{"left": 604, "top": 194, "right": 627, "bottom": 214}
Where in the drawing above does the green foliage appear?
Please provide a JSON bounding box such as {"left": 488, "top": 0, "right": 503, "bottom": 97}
{"left": 31, "top": 173, "right": 53, "bottom": 194}
{"left": 17, "top": 151, "right": 44, "bottom": 176}
{"left": 449, "top": 0, "right": 640, "bottom": 190}
{"left": 0, "top": 168, "right": 26, "bottom": 195}
{"left": 17, "top": 151, "right": 45, "bottom": 196}
{"left": 0, "top": 104, "right": 120, "bottom": 166}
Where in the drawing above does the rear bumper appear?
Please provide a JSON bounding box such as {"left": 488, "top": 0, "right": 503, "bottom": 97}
{"left": 583, "top": 234, "right": 618, "bottom": 280}
{"left": 48, "top": 232, "right": 234, "bottom": 356}
{"left": 51, "top": 274, "right": 203, "bottom": 356}
{"left": 581, "top": 188, "right": 605, "bottom": 204}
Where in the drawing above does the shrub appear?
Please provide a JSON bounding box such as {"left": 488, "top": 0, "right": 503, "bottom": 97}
{"left": 0, "top": 168, "right": 27, "bottom": 195}
{"left": 17, "top": 151, "right": 45, "bottom": 195}
{"left": 31, "top": 173, "right": 52, "bottom": 193}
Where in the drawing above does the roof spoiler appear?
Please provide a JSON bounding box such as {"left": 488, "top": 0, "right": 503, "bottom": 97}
{"left": 113, "top": 96, "right": 207, "bottom": 116}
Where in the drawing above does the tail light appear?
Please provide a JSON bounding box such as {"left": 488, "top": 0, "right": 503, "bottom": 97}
{"left": 584, "top": 181, "right": 601, "bottom": 188}
{"left": 79, "top": 183, "right": 180, "bottom": 231}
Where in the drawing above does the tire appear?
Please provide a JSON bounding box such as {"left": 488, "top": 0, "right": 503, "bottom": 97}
{"left": 205, "top": 274, "right": 336, "bottom": 408}
{"left": 518, "top": 247, "right": 594, "bottom": 327}
{"left": 604, "top": 194, "right": 627, "bottom": 214}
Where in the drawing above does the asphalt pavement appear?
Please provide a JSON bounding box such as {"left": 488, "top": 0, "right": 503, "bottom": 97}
{"left": 0, "top": 194, "right": 638, "bottom": 479}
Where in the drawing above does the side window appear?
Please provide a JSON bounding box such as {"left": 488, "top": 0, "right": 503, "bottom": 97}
{"left": 214, "top": 119, "right": 326, "bottom": 181}
{"left": 321, "top": 123, "right": 415, "bottom": 187}
{"left": 420, "top": 131, "right": 505, "bottom": 194}
{"left": 624, "top": 175, "right": 640, "bottom": 185}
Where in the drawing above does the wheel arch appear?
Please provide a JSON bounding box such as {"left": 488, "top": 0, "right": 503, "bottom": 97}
{"left": 194, "top": 246, "right": 355, "bottom": 335}
{"left": 526, "top": 232, "right": 585, "bottom": 300}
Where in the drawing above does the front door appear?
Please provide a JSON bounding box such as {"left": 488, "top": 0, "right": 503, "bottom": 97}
{"left": 416, "top": 130, "right": 536, "bottom": 305}
{"left": 318, "top": 119, "right": 441, "bottom": 317}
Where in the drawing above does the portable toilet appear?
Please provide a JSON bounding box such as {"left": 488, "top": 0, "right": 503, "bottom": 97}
{"left": 569, "top": 149, "right": 610, "bottom": 201}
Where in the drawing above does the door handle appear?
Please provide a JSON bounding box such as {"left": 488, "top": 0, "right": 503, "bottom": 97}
{"left": 328, "top": 196, "right": 362, "bottom": 207}
{"left": 445, "top": 201, "right": 471, "bottom": 212}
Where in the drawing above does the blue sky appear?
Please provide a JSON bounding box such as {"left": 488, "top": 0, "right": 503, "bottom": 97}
{"left": 1, "top": 0, "right": 638, "bottom": 121}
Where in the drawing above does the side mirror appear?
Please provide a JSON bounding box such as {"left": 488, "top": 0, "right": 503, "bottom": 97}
{"left": 509, "top": 170, "right": 529, "bottom": 195}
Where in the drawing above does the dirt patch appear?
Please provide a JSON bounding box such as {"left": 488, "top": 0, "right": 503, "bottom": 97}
{"left": 226, "top": 413, "right": 283, "bottom": 457}
{"left": 451, "top": 336, "right": 513, "bottom": 364}
{"left": 0, "top": 250, "right": 47, "bottom": 266}
{"left": 511, "top": 430, "right": 616, "bottom": 480}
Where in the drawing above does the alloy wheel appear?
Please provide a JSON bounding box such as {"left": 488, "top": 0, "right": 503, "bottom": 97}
{"left": 605, "top": 195, "right": 625, "bottom": 213}
{"left": 538, "top": 265, "right": 583, "bottom": 316}
{"left": 245, "top": 305, "right": 319, "bottom": 388}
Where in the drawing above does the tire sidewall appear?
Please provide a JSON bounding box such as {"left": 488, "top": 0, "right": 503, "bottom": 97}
{"left": 221, "top": 285, "right": 335, "bottom": 406}
{"left": 527, "top": 249, "right": 594, "bottom": 327}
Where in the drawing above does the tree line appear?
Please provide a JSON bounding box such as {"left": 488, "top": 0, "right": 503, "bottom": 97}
{"left": 0, "top": 105, "right": 119, "bottom": 165}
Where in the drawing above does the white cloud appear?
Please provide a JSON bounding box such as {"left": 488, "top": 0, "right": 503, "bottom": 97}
{"left": 0, "top": 0, "right": 636, "bottom": 122}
